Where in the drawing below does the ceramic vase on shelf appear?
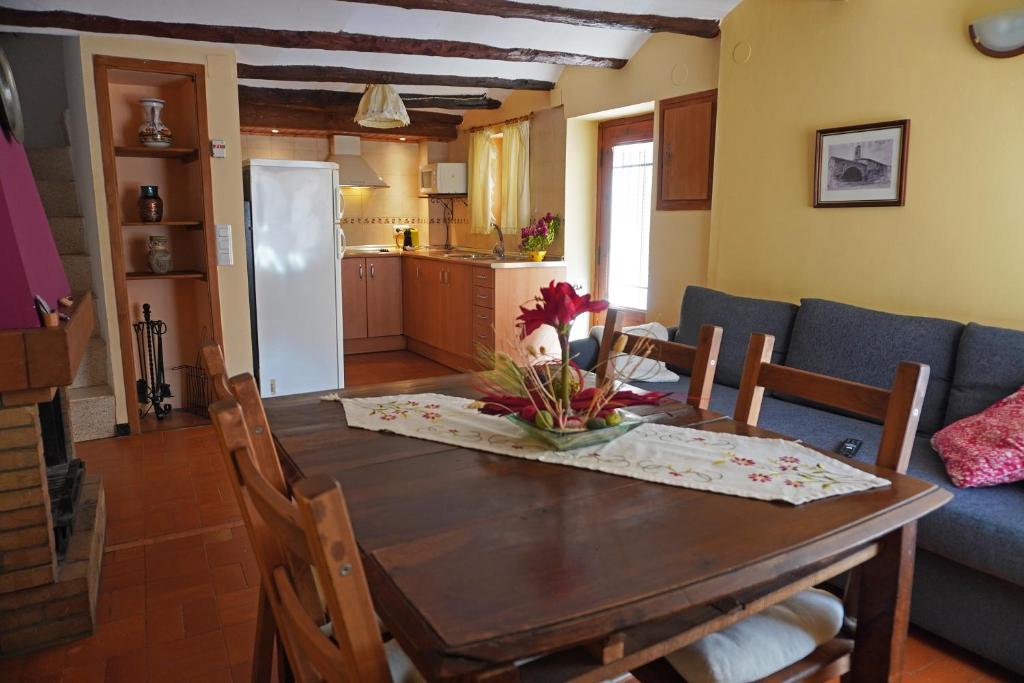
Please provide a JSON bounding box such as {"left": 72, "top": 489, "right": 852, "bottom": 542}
{"left": 138, "top": 186, "right": 163, "bottom": 222}
{"left": 138, "top": 98, "right": 173, "bottom": 148}
{"left": 147, "top": 235, "right": 172, "bottom": 274}
{"left": 527, "top": 250, "right": 547, "bottom": 262}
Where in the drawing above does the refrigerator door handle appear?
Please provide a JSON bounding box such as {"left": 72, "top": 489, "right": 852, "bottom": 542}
{"left": 336, "top": 226, "right": 347, "bottom": 260}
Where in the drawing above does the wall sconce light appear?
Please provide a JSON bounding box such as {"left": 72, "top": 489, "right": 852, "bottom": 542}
{"left": 969, "top": 8, "right": 1024, "bottom": 57}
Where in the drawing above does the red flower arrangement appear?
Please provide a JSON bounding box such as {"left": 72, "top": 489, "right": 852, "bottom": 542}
{"left": 475, "top": 280, "right": 668, "bottom": 433}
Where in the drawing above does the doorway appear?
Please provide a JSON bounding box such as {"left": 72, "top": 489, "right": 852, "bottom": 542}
{"left": 595, "top": 114, "right": 654, "bottom": 325}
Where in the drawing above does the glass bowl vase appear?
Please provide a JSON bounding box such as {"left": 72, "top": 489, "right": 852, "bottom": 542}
{"left": 507, "top": 412, "right": 642, "bottom": 451}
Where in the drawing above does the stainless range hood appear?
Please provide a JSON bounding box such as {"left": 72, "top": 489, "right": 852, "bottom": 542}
{"left": 328, "top": 135, "right": 389, "bottom": 188}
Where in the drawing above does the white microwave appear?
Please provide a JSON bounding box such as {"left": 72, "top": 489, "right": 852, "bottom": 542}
{"left": 419, "top": 162, "right": 467, "bottom": 195}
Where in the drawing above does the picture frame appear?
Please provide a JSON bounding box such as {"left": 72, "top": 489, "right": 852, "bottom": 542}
{"left": 814, "top": 119, "right": 910, "bottom": 208}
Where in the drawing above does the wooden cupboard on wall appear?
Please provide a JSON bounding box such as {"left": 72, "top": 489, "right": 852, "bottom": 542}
{"left": 342, "top": 256, "right": 404, "bottom": 354}
{"left": 657, "top": 89, "right": 717, "bottom": 211}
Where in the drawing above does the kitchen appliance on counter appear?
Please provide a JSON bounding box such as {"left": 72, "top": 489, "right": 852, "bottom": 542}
{"left": 419, "top": 162, "right": 467, "bottom": 195}
{"left": 243, "top": 160, "right": 346, "bottom": 397}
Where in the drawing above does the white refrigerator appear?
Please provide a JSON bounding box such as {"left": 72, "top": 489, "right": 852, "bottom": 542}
{"left": 243, "top": 160, "right": 346, "bottom": 397}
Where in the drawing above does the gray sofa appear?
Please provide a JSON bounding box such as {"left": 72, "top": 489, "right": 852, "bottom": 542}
{"left": 570, "top": 286, "right": 1024, "bottom": 675}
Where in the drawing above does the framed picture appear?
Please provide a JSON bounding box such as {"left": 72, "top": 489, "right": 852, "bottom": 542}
{"left": 814, "top": 119, "right": 910, "bottom": 208}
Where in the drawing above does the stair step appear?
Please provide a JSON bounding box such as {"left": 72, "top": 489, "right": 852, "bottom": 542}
{"left": 72, "top": 336, "right": 109, "bottom": 389}
{"left": 27, "top": 146, "right": 75, "bottom": 182}
{"left": 49, "top": 216, "right": 87, "bottom": 255}
{"left": 62, "top": 254, "right": 93, "bottom": 293}
{"left": 68, "top": 385, "right": 117, "bottom": 442}
{"left": 35, "top": 179, "right": 80, "bottom": 217}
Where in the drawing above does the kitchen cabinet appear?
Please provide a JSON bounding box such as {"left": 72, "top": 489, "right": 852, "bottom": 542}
{"left": 342, "top": 256, "right": 403, "bottom": 352}
{"left": 403, "top": 254, "right": 566, "bottom": 371}
{"left": 657, "top": 89, "right": 717, "bottom": 211}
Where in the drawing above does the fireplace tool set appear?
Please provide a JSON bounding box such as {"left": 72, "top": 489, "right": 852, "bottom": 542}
{"left": 134, "top": 304, "right": 214, "bottom": 421}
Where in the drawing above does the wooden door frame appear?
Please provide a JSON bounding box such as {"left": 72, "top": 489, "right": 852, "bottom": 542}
{"left": 594, "top": 113, "right": 654, "bottom": 326}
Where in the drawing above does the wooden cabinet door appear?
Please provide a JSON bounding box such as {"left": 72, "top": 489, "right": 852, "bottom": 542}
{"left": 657, "top": 89, "right": 717, "bottom": 210}
{"left": 341, "top": 258, "right": 367, "bottom": 340}
{"left": 402, "top": 257, "right": 423, "bottom": 342}
{"left": 443, "top": 262, "right": 474, "bottom": 359}
{"left": 366, "top": 258, "right": 403, "bottom": 337}
{"left": 418, "top": 258, "right": 446, "bottom": 349}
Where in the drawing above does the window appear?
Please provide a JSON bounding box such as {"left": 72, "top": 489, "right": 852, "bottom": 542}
{"left": 468, "top": 119, "right": 529, "bottom": 234}
{"left": 596, "top": 115, "right": 654, "bottom": 315}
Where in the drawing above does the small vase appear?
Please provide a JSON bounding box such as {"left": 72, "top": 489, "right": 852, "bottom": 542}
{"left": 138, "top": 98, "right": 173, "bottom": 148}
{"left": 138, "top": 186, "right": 163, "bottom": 222}
{"left": 147, "top": 235, "right": 172, "bottom": 274}
{"left": 528, "top": 250, "right": 547, "bottom": 262}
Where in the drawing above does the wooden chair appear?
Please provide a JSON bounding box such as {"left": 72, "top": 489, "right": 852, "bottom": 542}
{"left": 596, "top": 308, "right": 723, "bottom": 410}
{"left": 211, "top": 395, "right": 414, "bottom": 683}
{"left": 633, "top": 333, "right": 929, "bottom": 683}
{"left": 201, "top": 344, "right": 293, "bottom": 683}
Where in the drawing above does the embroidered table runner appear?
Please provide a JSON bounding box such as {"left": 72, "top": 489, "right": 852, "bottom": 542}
{"left": 331, "top": 393, "right": 890, "bottom": 505}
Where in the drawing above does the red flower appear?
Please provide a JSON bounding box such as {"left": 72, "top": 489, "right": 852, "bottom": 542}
{"left": 517, "top": 281, "right": 609, "bottom": 338}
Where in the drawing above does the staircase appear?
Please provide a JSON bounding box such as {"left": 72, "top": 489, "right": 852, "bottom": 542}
{"left": 27, "top": 146, "right": 117, "bottom": 442}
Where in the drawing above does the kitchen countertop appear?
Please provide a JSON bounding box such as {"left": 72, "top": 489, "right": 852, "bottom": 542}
{"left": 342, "top": 246, "right": 566, "bottom": 270}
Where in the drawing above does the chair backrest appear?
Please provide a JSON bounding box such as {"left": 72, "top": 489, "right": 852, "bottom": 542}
{"left": 201, "top": 343, "right": 289, "bottom": 497}
{"left": 596, "top": 308, "right": 723, "bottom": 410}
{"left": 733, "top": 333, "right": 930, "bottom": 474}
{"left": 210, "top": 398, "right": 391, "bottom": 683}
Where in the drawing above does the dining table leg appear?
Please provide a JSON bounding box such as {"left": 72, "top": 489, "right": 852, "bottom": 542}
{"left": 847, "top": 522, "right": 918, "bottom": 682}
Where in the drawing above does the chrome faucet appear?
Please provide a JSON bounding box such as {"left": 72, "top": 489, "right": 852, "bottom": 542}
{"left": 491, "top": 222, "right": 505, "bottom": 260}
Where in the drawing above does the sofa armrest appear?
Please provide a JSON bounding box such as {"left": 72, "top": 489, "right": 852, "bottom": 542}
{"left": 569, "top": 336, "right": 600, "bottom": 371}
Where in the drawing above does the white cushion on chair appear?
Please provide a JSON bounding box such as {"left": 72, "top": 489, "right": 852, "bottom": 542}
{"left": 385, "top": 638, "right": 426, "bottom": 683}
{"left": 666, "top": 589, "right": 844, "bottom": 683}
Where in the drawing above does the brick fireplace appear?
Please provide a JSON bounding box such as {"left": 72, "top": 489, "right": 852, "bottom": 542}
{"left": 0, "top": 293, "right": 106, "bottom": 656}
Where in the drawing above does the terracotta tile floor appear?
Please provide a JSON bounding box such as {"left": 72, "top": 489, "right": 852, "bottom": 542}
{"left": 2, "top": 352, "right": 1020, "bottom": 682}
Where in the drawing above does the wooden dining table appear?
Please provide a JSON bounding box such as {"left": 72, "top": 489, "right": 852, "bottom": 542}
{"left": 265, "top": 373, "right": 952, "bottom": 683}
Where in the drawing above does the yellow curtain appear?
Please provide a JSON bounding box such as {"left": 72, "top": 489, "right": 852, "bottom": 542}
{"left": 500, "top": 119, "right": 530, "bottom": 233}
{"left": 468, "top": 130, "right": 496, "bottom": 234}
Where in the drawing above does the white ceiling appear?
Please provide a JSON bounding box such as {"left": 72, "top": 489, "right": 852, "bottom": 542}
{"left": 0, "top": 0, "right": 742, "bottom": 113}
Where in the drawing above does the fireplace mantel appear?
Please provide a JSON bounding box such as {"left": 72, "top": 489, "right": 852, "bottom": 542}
{"left": 0, "top": 291, "right": 94, "bottom": 405}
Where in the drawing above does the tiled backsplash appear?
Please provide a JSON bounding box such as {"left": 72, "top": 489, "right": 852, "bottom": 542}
{"left": 240, "top": 133, "right": 438, "bottom": 246}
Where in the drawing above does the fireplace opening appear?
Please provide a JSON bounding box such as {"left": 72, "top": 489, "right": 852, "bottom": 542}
{"left": 38, "top": 389, "right": 86, "bottom": 560}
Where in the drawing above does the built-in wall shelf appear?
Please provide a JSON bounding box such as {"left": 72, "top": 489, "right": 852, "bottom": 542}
{"left": 122, "top": 221, "right": 203, "bottom": 229}
{"left": 114, "top": 146, "right": 199, "bottom": 161}
{"left": 126, "top": 270, "right": 207, "bottom": 281}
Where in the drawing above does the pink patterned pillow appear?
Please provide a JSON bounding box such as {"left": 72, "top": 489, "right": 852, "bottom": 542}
{"left": 931, "top": 386, "right": 1024, "bottom": 488}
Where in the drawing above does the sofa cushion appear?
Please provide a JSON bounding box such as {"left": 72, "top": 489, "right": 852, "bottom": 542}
{"left": 751, "top": 395, "right": 1024, "bottom": 588}
{"left": 783, "top": 299, "right": 962, "bottom": 435}
{"left": 675, "top": 287, "right": 798, "bottom": 388}
{"left": 946, "top": 322, "right": 1024, "bottom": 425}
{"left": 932, "top": 386, "right": 1024, "bottom": 488}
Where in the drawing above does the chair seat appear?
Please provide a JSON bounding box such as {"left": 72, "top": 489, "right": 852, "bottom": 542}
{"left": 665, "top": 589, "right": 844, "bottom": 683}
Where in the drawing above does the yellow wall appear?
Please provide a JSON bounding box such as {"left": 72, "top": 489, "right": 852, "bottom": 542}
{"left": 710, "top": 0, "right": 1024, "bottom": 328}
{"left": 74, "top": 36, "right": 250, "bottom": 422}
{"left": 556, "top": 32, "right": 720, "bottom": 326}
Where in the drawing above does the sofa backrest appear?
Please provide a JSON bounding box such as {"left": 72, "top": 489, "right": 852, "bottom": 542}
{"left": 675, "top": 286, "right": 798, "bottom": 388}
{"left": 783, "top": 299, "right": 962, "bottom": 435}
{"left": 945, "top": 322, "right": 1024, "bottom": 425}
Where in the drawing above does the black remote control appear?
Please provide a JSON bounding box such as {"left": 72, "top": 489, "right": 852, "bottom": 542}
{"left": 838, "top": 438, "right": 862, "bottom": 457}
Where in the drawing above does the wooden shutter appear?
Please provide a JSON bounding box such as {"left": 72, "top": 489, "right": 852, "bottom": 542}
{"left": 656, "top": 89, "right": 717, "bottom": 211}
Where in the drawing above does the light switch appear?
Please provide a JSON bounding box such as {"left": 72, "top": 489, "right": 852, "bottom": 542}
{"left": 216, "top": 224, "right": 233, "bottom": 266}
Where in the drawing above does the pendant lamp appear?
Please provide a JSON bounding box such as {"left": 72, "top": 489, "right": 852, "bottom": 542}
{"left": 355, "top": 84, "right": 410, "bottom": 129}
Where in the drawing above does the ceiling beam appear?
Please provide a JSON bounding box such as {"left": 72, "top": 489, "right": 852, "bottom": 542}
{"left": 0, "top": 8, "right": 626, "bottom": 68}
{"left": 238, "top": 101, "right": 462, "bottom": 140}
{"left": 239, "top": 85, "right": 501, "bottom": 110}
{"left": 237, "top": 63, "right": 555, "bottom": 91}
{"left": 351, "top": 0, "right": 721, "bottom": 38}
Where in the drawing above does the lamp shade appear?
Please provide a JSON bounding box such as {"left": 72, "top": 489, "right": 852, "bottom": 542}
{"left": 355, "top": 84, "right": 410, "bottom": 129}
{"left": 970, "top": 8, "right": 1024, "bottom": 57}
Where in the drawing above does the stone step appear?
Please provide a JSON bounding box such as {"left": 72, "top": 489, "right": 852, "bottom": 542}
{"left": 35, "top": 180, "right": 80, "bottom": 218}
{"left": 26, "top": 146, "right": 75, "bottom": 182}
{"left": 67, "top": 385, "right": 116, "bottom": 442}
{"left": 62, "top": 254, "right": 93, "bottom": 293}
{"left": 72, "top": 336, "right": 109, "bottom": 389}
{"left": 49, "top": 216, "right": 87, "bottom": 256}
